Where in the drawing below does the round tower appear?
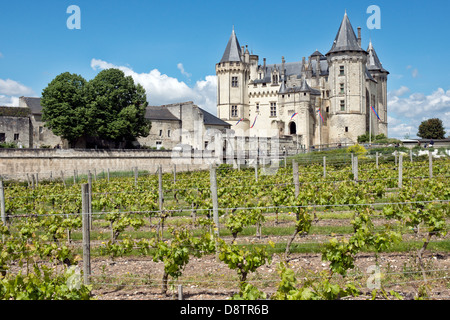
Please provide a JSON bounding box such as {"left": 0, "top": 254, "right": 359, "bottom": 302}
{"left": 216, "top": 28, "right": 250, "bottom": 131}
{"left": 326, "top": 12, "right": 368, "bottom": 145}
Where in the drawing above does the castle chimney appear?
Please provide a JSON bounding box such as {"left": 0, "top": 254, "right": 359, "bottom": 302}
{"left": 357, "top": 27, "right": 361, "bottom": 47}
{"left": 281, "top": 56, "right": 285, "bottom": 79}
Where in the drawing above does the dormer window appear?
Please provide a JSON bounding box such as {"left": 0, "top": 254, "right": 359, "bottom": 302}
{"left": 272, "top": 74, "right": 278, "bottom": 84}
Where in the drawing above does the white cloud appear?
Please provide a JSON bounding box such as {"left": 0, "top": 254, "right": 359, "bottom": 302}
{"left": 177, "top": 63, "right": 191, "bottom": 78}
{"left": 0, "top": 79, "right": 34, "bottom": 96}
{"left": 0, "top": 78, "right": 34, "bottom": 107}
{"left": 389, "top": 86, "right": 410, "bottom": 98}
{"left": 388, "top": 88, "right": 450, "bottom": 139}
{"left": 90, "top": 59, "right": 217, "bottom": 114}
{"left": 406, "top": 65, "right": 419, "bottom": 78}
{"left": 0, "top": 95, "right": 19, "bottom": 106}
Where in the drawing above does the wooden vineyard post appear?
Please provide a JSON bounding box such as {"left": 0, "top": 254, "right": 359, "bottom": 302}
{"left": 209, "top": 165, "right": 220, "bottom": 260}
{"left": 158, "top": 165, "right": 164, "bottom": 240}
{"left": 178, "top": 284, "right": 183, "bottom": 300}
{"left": 35, "top": 173, "right": 38, "bottom": 188}
{"left": 410, "top": 149, "right": 413, "bottom": 162}
{"left": 107, "top": 168, "right": 110, "bottom": 183}
{"left": 292, "top": 160, "right": 300, "bottom": 198}
{"left": 81, "top": 183, "right": 91, "bottom": 285}
{"left": 0, "top": 180, "right": 6, "bottom": 226}
{"left": 158, "top": 165, "right": 163, "bottom": 210}
{"left": 255, "top": 161, "right": 258, "bottom": 182}
{"left": 61, "top": 171, "right": 66, "bottom": 188}
{"left": 429, "top": 151, "right": 433, "bottom": 179}
{"left": 353, "top": 156, "right": 358, "bottom": 182}
{"left": 395, "top": 150, "right": 398, "bottom": 167}
{"left": 173, "top": 164, "right": 176, "bottom": 184}
{"left": 73, "top": 170, "right": 77, "bottom": 185}
{"left": 88, "top": 171, "right": 93, "bottom": 230}
{"left": 398, "top": 154, "right": 403, "bottom": 189}
{"left": 323, "top": 156, "right": 326, "bottom": 178}
{"left": 376, "top": 152, "right": 379, "bottom": 169}
{"left": 134, "top": 167, "right": 138, "bottom": 187}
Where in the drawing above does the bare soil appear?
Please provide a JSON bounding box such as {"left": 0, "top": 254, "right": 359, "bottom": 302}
{"left": 90, "top": 243, "right": 449, "bottom": 300}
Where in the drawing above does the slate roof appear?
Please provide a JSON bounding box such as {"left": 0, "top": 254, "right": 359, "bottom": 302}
{"left": 145, "top": 106, "right": 180, "bottom": 121}
{"left": 220, "top": 29, "right": 242, "bottom": 63}
{"left": 145, "top": 103, "right": 230, "bottom": 127}
{"left": 310, "top": 50, "right": 324, "bottom": 57}
{"left": 327, "top": 13, "right": 366, "bottom": 55}
{"left": 21, "top": 97, "right": 43, "bottom": 114}
{"left": 278, "top": 79, "right": 320, "bottom": 96}
{"left": 200, "top": 108, "right": 231, "bottom": 127}
{"left": 366, "top": 41, "right": 389, "bottom": 74}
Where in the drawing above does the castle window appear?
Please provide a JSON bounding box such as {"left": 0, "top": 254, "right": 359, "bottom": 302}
{"left": 270, "top": 103, "right": 277, "bottom": 117}
{"left": 0, "top": 133, "right": 5, "bottom": 142}
{"left": 256, "top": 103, "right": 260, "bottom": 112}
{"left": 159, "top": 130, "right": 163, "bottom": 136}
{"left": 231, "top": 105, "right": 238, "bottom": 117}
{"left": 326, "top": 107, "right": 329, "bottom": 113}
{"left": 345, "top": 127, "right": 349, "bottom": 133}
{"left": 340, "top": 100, "right": 345, "bottom": 111}
{"left": 340, "top": 83, "right": 345, "bottom": 94}
{"left": 272, "top": 75, "right": 278, "bottom": 84}
{"left": 168, "top": 130, "right": 171, "bottom": 137}
{"left": 339, "top": 66, "right": 345, "bottom": 76}
{"left": 231, "top": 76, "right": 238, "bottom": 87}
{"left": 14, "top": 133, "right": 19, "bottom": 141}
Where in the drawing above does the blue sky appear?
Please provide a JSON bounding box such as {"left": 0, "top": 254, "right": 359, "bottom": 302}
{"left": 1, "top": 0, "right": 449, "bottom": 139}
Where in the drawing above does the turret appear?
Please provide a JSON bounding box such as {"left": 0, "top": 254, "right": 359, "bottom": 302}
{"left": 326, "top": 12, "right": 368, "bottom": 145}
{"left": 216, "top": 28, "right": 250, "bottom": 127}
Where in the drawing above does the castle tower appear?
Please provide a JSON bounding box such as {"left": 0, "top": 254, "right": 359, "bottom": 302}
{"left": 326, "top": 12, "right": 368, "bottom": 145}
{"left": 366, "top": 41, "right": 389, "bottom": 137}
{"left": 216, "top": 28, "right": 250, "bottom": 131}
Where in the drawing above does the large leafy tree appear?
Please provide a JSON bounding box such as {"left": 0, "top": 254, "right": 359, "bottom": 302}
{"left": 417, "top": 118, "right": 446, "bottom": 139}
{"left": 85, "top": 69, "right": 150, "bottom": 143}
{"left": 41, "top": 69, "right": 151, "bottom": 148}
{"left": 41, "top": 72, "right": 90, "bottom": 146}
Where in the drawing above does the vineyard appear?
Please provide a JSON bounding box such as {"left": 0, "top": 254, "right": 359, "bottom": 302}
{"left": 0, "top": 147, "right": 449, "bottom": 300}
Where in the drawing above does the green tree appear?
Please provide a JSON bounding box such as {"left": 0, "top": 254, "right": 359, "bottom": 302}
{"left": 41, "top": 72, "right": 90, "bottom": 147}
{"left": 85, "top": 69, "right": 150, "bottom": 147}
{"left": 417, "top": 118, "right": 446, "bottom": 139}
{"left": 41, "top": 69, "right": 151, "bottom": 148}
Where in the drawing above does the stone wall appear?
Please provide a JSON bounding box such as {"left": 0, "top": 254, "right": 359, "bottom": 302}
{"left": 0, "top": 116, "right": 31, "bottom": 148}
{"left": 0, "top": 149, "right": 217, "bottom": 181}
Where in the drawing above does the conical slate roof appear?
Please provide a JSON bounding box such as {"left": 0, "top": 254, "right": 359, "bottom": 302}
{"left": 367, "top": 41, "right": 389, "bottom": 73}
{"left": 220, "top": 29, "right": 242, "bottom": 63}
{"left": 327, "top": 13, "right": 366, "bottom": 55}
{"left": 299, "top": 78, "right": 321, "bottom": 95}
{"left": 310, "top": 50, "right": 324, "bottom": 57}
